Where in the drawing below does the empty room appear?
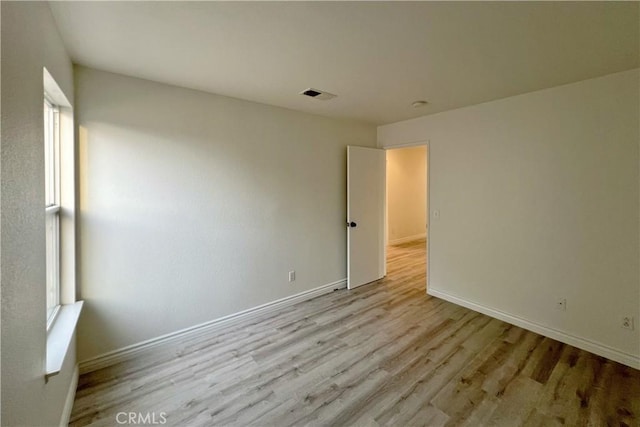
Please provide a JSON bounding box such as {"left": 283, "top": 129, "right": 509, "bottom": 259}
{"left": 1, "top": 1, "right": 639, "bottom": 426}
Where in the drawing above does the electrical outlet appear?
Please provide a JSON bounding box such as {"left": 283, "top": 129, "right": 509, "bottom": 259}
{"left": 288, "top": 271, "right": 295, "bottom": 282}
{"left": 622, "top": 316, "right": 634, "bottom": 330}
{"left": 555, "top": 298, "right": 566, "bottom": 311}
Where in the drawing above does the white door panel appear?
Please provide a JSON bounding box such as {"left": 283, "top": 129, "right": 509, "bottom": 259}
{"left": 347, "top": 146, "right": 385, "bottom": 289}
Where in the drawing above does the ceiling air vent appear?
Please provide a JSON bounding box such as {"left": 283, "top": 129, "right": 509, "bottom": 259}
{"left": 300, "top": 88, "right": 337, "bottom": 101}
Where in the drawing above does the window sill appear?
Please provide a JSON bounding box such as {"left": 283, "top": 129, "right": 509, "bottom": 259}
{"left": 46, "top": 301, "right": 83, "bottom": 378}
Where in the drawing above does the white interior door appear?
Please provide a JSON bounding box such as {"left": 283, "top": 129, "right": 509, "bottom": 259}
{"left": 347, "top": 146, "right": 386, "bottom": 289}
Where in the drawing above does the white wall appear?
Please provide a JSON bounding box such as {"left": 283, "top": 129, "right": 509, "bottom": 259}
{"left": 75, "top": 67, "right": 376, "bottom": 362}
{"left": 379, "top": 69, "right": 640, "bottom": 367}
{"left": 386, "top": 146, "right": 427, "bottom": 244}
{"left": 1, "top": 2, "right": 78, "bottom": 425}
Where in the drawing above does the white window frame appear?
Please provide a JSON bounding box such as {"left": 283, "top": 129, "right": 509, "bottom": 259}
{"left": 44, "top": 67, "right": 83, "bottom": 378}
{"left": 45, "top": 96, "right": 61, "bottom": 329}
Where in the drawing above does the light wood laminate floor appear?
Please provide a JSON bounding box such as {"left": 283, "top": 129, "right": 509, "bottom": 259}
{"left": 71, "top": 239, "right": 639, "bottom": 426}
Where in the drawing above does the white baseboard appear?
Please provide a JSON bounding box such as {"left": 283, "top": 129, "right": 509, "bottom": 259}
{"left": 60, "top": 364, "right": 79, "bottom": 427}
{"left": 79, "top": 279, "right": 347, "bottom": 374}
{"left": 428, "top": 288, "right": 640, "bottom": 370}
{"left": 389, "top": 233, "right": 426, "bottom": 246}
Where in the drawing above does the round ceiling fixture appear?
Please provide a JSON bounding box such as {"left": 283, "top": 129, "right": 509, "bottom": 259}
{"left": 411, "top": 100, "right": 429, "bottom": 108}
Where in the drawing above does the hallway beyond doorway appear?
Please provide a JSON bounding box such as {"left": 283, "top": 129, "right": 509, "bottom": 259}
{"left": 387, "top": 237, "right": 427, "bottom": 292}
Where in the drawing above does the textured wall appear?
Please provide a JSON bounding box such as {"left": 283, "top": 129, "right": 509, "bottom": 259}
{"left": 75, "top": 66, "right": 376, "bottom": 362}
{"left": 387, "top": 146, "right": 427, "bottom": 243}
{"left": 379, "top": 70, "right": 640, "bottom": 366}
{"left": 1, "top": 2, "right": 77, "bottom": 426}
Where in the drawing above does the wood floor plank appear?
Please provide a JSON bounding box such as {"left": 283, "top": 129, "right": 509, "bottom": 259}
{"left": 372, "top": 346, "right": 478, "bottom": 425}
{"left": 484, "top": 376, "right": 542, "bottom": 426}
{"left": 70, "top": 239, "right": 640, "bottom": 427}
{"left": 403, "top": 403, "right": 450, "bottom": 427}
{"left": 527, "top": 337, "right": 566, "bottom": 384}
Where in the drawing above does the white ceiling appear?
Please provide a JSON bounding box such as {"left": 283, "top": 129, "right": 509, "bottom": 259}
{"left": 49, "top": 1, "right": 639, "bottom": 125}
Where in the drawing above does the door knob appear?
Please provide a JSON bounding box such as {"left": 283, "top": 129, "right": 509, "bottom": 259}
{"left": 347, "top": 221, "right": 357, "bottom": 228}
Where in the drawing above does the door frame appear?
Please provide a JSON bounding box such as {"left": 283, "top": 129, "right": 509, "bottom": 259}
{"left": 382, "top": 139, "right": 430, "bottom": 293}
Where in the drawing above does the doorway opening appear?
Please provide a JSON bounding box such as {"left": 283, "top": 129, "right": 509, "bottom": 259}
{"left": 385, "top": 145, "right": 428, "bottom": 292}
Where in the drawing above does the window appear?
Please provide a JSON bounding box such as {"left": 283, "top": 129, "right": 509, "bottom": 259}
{"left": 43, "top": 68, "right": 83, "bottom": 377}
{"left": 44, "top": 97, "right": 61, "bottom": 328}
